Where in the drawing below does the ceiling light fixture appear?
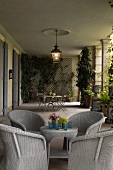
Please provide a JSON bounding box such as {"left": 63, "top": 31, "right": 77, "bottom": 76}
{"left": 51, "top": 29, "right": 61, "bottom": 63}
{"left": 42, "top": 28, "right": 70, "bottom": 63}
{"left": 108, "top": 0, "right": 113, "bottom": 7}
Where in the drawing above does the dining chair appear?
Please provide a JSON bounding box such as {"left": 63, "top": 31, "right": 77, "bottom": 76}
{"left": 57, "top": 96, "right": 66, "bottom": 111}
{"left": 7, "top": 110, "right": 46, "bottom": 134}
{"left": 68, "top": 128, "right": 113, "bottom": 170}
{"left": 48, "top": 95, "right": 66, "bottom": 111}
{"left": 63, "top": 111, "right": 105, "bottom": 149}
{"left": 0, "top": 124, "right": 48, "bottom": 170}
{"left": 37, "top": 93, "right": 49, "bottom": 111}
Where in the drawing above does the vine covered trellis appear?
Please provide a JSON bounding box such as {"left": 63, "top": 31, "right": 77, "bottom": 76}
{"left": 21, "top": 53, "right": 74, "bottom": 102}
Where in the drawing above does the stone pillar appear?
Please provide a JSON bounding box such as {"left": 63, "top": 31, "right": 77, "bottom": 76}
{"left": 87, "top": 46, "right": 95, "bottom": 71}
{"left": 95, "top": 44, "right": 102, "bottom": 86}
{"left": 72, "top": 55, "right": 80, "bottom": 101}
{"left": 100, "top": 39, "right": 111, "bottom": 90}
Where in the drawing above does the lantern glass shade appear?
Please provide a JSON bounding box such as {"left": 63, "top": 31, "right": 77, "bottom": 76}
{"left": 51, "top": 44, "right": 61, "bottom": 63}
{"left": 52, "top": 53, "right": 60, "bottom": 63}
{"left": 51, "top": 30, "right": 61, "bottom": 63}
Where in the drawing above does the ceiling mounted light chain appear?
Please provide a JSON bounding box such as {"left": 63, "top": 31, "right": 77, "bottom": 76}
{"left": 51, "top": 29, "right": 61, "bottom": 63}
{"left": 108, "top": 0, "right": 113, "bottom": 7}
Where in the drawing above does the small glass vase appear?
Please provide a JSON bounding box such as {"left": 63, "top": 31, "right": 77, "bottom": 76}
{"left": 52, "top": 121, "right": 56, "bottom": 129}
{"left": 55, "top": 122, "right": 59, "bottom": 130}
{"left": 48, "top": 121, "right": 53, "bottom": 129}
{"left": 68, "top": 121, "right": 72, "bottom": 128}
{"left": 63, "top": 122, "right": 68, "bottom": 131}
{"left": 58, "top": 123, "right": 62, "bottom": 129}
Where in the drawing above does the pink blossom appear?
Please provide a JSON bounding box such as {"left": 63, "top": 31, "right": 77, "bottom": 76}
{"left": 48, "top": 113, "right": 59, "bottom": 121}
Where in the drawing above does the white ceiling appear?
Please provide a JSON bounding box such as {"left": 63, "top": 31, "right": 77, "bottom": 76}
{"left": 0, "top": 0, "right": 113, "bottom": 57}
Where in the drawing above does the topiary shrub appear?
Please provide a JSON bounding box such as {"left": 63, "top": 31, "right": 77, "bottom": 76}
{"left": 76, "top": 47, "right": 95, "bottom": 106}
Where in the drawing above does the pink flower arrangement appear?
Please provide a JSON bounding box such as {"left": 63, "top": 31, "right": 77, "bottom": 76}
{"left": 48, "top": 113, "right": 59, "bottom": 121}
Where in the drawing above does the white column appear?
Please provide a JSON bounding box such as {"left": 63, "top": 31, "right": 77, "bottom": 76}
{"left": 101, "top": 39, "right": 111, "bottom": 90}
{"left": 95, "top": 44, "right": 102, "bottom": 86}
{"left": 72, "top": 55, "right": 80, "bottom": 101}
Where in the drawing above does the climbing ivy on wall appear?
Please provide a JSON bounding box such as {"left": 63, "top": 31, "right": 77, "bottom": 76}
{"left": 21, "top": 54, "right": 35, "bottom": 102}
{"left": 21, "top": 54, "right": 62, "bottom": 102}
{"left": 31, "top": 56, "right": 61, "bottom": 92}
{"left": 108, "top": 55, "right": 113, "bottom": 86}
{"left": 21, "top": 53, "right": 74, "bottom": 103}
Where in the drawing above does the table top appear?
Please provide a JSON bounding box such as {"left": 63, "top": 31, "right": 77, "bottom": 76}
{"left": 40, "top": 126, "right": 78, "bottom": 142}
{"left": 44, "top": 95, "right": 62, "bottom": 98}
{"left": 37, "top": 93, "right": 62, "bottom": 98}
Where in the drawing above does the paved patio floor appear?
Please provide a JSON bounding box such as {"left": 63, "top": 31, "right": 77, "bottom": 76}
{"left": 0, "top": 102, "right": 112, "bottom": 170}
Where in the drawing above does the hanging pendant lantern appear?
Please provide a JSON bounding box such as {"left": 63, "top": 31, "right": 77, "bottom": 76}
{"left": 51, "top": 30, "right": 61, "bottom": 63}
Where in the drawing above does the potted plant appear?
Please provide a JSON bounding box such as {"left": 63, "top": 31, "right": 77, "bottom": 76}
{"left": 98, "top": 90, "right": 111, "bottom": 116}
{"left": 48, "top": 113, "right": 59, "bottom": 122}
{"left": 83, "top": 85, "right": 94, "bottom": 108}
{"left": 66, "top": 89, "right": 75, "bottom": 102}
{"left": 48, "top": 113, "right": 59, "bottom": 128}
{"left": 76, "top": 47, "right": 95, "bottom": 106}
{"left": 98, "top": 89, "right": 113, "bottom": 123}
{"left": 52, "top": 90, "right": 56, "bottom": 96}
{"left": 48, "top": 90, "right": 53, "bottom": 96}
{"left": 58, "top": 117, "right": 68, "bottom": 129}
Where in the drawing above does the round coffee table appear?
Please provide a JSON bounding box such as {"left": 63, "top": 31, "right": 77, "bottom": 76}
{"left": 40, "top": 126, "right": 78, "bottom": 165}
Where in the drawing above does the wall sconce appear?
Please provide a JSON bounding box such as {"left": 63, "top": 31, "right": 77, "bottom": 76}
{"left": 9, "top": 69, "right": 13, "bottom": 79}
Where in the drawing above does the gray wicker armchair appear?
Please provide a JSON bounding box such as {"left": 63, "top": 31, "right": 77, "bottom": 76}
{"left": 0, "top": 124, "right": 48, "bottom": 170}
{"left": 7, "top": 110, "right": 46, "bottom": 134}
{"left": 64, "top": 111, "right": 105, "bottom": 149}
{"left": 69, "top": 111, "right": 105, "bottom": 135}
{"left": 68, "top": 129, "right": 113, "bottom": 170}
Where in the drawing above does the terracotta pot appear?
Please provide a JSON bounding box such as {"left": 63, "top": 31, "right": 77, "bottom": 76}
{"left": 102, "top": 105, "right": 108, "bottom": 116}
